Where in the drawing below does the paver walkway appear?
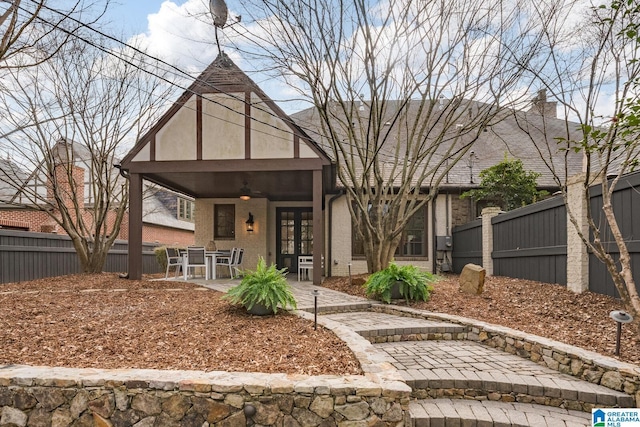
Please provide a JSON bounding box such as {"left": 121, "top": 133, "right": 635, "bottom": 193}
{"left": 183, "top": 276, "right": 635, "bottom": 426}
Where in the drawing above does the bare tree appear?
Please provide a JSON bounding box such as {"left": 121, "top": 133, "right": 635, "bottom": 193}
{"left": 0, "top": 36, "right": 172, "bottom": 273}
{"left": 233, "top": 0, "right": 575, "bottom": 271}
{"left": 0, "top": 0, "right": 107, "bottom": 69}
{"left": 517, "top": 0, "right": 640, "bottom": 318}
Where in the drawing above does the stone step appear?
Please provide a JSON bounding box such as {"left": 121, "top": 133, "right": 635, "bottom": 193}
{"left": 409, "top": 398, "right": 591, "bottom": 427}
{"left": 377, "top": 341, "right": 635, "bottom": 410}
{"left": 321, "top": 311, "right": 467, "bottom": 342}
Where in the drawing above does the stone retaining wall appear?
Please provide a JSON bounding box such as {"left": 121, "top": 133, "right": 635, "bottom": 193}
{"left": 0, "top": 368, "right": 409, "bottom": 427}
{"left": 375, "top": 305, "right": 640, "bottom": 408}
{"left": 0, "top": 311, "right": 411, "bottom": 427}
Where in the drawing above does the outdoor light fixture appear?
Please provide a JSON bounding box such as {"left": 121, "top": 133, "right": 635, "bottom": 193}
{"left": 610, "top": 310, "right": 634, "bottom": 356}
{"left": 246, "top": 212, "right": 254, "bottom": 232}
{"left": 239, "top": 181, "right": 251, "bottom": 201}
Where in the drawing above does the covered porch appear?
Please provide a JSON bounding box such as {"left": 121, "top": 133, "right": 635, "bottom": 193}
{"left": 120, "top": 53, "right": 332, "bottom": 284}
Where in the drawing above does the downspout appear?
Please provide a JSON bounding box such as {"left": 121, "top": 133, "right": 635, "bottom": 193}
{"left": 327, "top": 190, "right": 345, "bottom": 277}
{"left": 432, "top": 194, "right": 437, "bottom": 273}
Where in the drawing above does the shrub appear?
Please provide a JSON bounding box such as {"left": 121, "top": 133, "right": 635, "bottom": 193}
{"left": 364, "top": 262, "right": 437, "bottom": 303}
{"left": 223, "top": 257, "right": 297, "bottom": 314}
{"left": 155, "top": 246, "right": 168, "bottom": 271}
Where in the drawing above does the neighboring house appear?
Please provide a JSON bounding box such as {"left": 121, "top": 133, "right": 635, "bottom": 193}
{"left": 0, "top": 140, "right": 195, "bottom": 246}
{"left": 120, "top": 53, "right": 583, "bottom": 283}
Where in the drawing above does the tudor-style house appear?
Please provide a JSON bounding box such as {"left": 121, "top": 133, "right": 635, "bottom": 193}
{"left": 120, "top": 53, "right": 582, "bottom": 283}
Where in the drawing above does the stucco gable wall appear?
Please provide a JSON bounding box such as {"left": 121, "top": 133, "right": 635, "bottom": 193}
{"left": 156, "top": 95, "right": 197, "bottom": 161}
{"left": 202, "top": 93, "right": 245, "bottom": 160}
{"left": 250, "top": 94, "right": 294, "bottom": 159}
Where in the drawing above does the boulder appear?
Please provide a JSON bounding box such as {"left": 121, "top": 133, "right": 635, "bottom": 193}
{"left": 459, "top": 264, "right": 486, "bottom": 294}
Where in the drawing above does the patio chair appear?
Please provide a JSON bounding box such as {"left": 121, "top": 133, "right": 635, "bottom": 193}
{"left": 230, "top": 248, "right": 244, "bottom": 278}
{"left": 165, "top": 247, "right": 183, "bottom": 278}
{"left": 298, "top": 255, "right": 324, "bottom": 281}
{"left": 185, "top": 247, "right": 208, "bottom": 279}
{"left": 216, "top": 247, "right": 238, "bottom": 278}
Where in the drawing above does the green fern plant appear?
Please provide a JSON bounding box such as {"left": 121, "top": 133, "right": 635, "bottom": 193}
{"left": 364, "top": 262, "right": 437, "bottom": 304}
{"left": 223, "top": 257, "right": 297, "bottom": 314}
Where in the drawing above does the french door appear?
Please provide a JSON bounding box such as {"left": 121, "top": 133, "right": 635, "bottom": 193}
{"left": 276, "top": 207, "right": 313, "bottom": 273}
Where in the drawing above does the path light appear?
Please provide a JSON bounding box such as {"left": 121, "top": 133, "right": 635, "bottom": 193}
{"left": 609, "top": 310, "right": 634, "bottom": 356}
{"left": 348, "top": 262, "right": 352, "bottom": 287}
{"left": 311, "top": 289, "right": 320, "bottom": 330}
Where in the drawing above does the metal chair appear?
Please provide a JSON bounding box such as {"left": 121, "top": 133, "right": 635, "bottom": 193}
{"left": 165, "top": 247, "right": 183, "bottom": 278}
{"left": 216, "top": 247, "right": 238, "bottom": 278}
{"left": 298, "top": 255, "right": 314, "bottom": 281}
{"left": 185, "top": 247, "right": 208, "bottom": 279}
{"left": 230, "top": 248, "right": 244, "bottom": 278}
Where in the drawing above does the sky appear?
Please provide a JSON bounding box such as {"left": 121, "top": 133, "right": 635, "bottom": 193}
{"left": 101, "top": 0, "right": 306, "bottom": 113}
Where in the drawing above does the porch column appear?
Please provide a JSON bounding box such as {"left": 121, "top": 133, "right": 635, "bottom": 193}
{"left": 128, "top": 172, "right": 143, "bottom": 280}
{"left": 313, "top": 169, "right": 323, "bottom": 285}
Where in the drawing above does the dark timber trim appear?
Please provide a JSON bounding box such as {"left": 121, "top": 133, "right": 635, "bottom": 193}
{"left": 313, "top": 169, "right": 323, "bottom": 285}
{"left": 196, "top": 95, "right": 203, "bottom": 160}
{"left": 127, "top": 173, "right": 143, "bottom": 280}
{"left": 126, "top": 158, "right": 324, "bottom": 174}
{"left": 245, "top": 91, "right": 251, "bottom": 159}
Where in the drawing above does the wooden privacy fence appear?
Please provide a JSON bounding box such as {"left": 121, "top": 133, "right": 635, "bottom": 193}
{"left": 0, "top": 230, "right": 161, "bottom": 284}
{"left": 451, "top": 171, "right": 640, "bottom": 298}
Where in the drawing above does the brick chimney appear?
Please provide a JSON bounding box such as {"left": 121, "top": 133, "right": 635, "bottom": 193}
{"left": 47, "top": 163, "right": 85, "bottom": 212}
{"left": 529, "top": 89, "right": 557, "bottom": 118}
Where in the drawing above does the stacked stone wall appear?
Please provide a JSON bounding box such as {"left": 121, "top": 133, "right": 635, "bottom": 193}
{"left": 0, "top": 370, "right": 410, "bottom": 427}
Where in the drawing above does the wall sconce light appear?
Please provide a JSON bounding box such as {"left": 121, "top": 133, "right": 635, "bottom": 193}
{"left": 239, "top": 181, "right": 251, "bottom": 201}
{"left": 246, "top": 212, "right": 254, "bottom": 232}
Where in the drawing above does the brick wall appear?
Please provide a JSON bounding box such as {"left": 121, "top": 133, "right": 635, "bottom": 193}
{"left": 0, "top": 209, "right": 193, "bottom": 246}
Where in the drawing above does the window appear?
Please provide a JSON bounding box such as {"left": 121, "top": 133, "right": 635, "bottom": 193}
{"left": 178, "top": 197, "right": 195, "bottom": 221}
{"left": 214, "top": 204, "right": 235, "bottom": 239}
{"left": 352, "top": 205, "right": 427, "bottom": 257}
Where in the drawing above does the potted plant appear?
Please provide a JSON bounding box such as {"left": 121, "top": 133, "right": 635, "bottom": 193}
{"left": 364, "top": 262, "right": 437, "bottom": 303}
{"left": 223, "top": 257, "right": 297, "bottom": 315}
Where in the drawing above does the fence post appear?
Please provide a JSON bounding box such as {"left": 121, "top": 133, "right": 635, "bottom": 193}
{"left": 481, "top": 207, "right": 502, "bottom": 275}
{"left": 566, "top": 174, "right": 590, "bottom": 293}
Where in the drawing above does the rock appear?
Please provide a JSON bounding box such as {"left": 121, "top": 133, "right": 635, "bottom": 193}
{"left": 92, "top": 413, "right": 113, "bottom": 427}
{"left": 1, "top": 407, "right": 28, "bottom": 427}
{"left": 368, "top": 398, "right": 387, "bottom": 416}
{"left": 13, "top": 390, "right": 37, "bottom": 410}
{"left": 570, "top": 359, "right": 584, "bottom": 376}
{"left": 152, "top": 413, "right": 180, "bottom": 427}
{"left": 333, "top": 402, "right": 370, "bottom": 421}
{"left": 51, "top": 408, "right": 73, "bottom": 427}
{"left": 283, "top": 415, "right": 301, "bottom": 427}
{"left": 310, "top": 396, "right": 334, "bottom": 418}
{"left": 636, "top": 390, "right": 640, "bottom": 408}
{"left": 223, "top": 394, "right": 244, "bottom": 409}
{"left": 216, "top": 411, "right": 245, "bottom": 427}
{"left": 0, "top": 389, "right": 13, "bottom": 407}
{"left": 459, "top": 264, "right": 486, "bottom": 294}
{"left": 381, "top": 403, "right": 403, "bottom": 422}
{"left": 277, "top": 395, "right": 295, "bottom": 414}
{"left": 110, "top": 410, "right": 140, "bottom": 427}
{"left": 113, "top": 389, "right": 128, "bottom": 412}
{"left": 27, "top": 408, "right": 51, "bottom": 427}
{"left": 254, "top": 402, "right": 280, "bottom": 425}
{"left": 583, "top": 369, "right": 604, "bottom": 383}
{"left": 180, "top": 411, "right": 205, "bottom": 427}
{"left": 32, "top": 388, "right": 66, "bottom": 412}
{"left": 88, "top": 394, "right": 115, "bottom": 418}
{"left": 70, "top": 390, "right": 89, "bottom": 419}
{"left": 190, "top": 397, "right": 230, "bottom": 423}
{"left": 292, "top": 407, "right": 324, "bottom": 427}
{"left": 132, "top": 416, "right": 156, "bottom": 427}
{"left": 162, "top": 394, "right": 191, "bottom": 420}
{"left": 73, "top": 413, "right": 94, "bottom": 427}
{"left": 600, "top": 371, "right": 624, "bottom": 391}
{"left": 131, "top": 394, "right": 162, "bottom": 416}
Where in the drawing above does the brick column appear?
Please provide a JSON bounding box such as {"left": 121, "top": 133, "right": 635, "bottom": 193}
{"left": 481, "top": 207, "right": 502, "bottom": 275}
{"left": 566, "top": 174, "right": 590, "bottom": 293}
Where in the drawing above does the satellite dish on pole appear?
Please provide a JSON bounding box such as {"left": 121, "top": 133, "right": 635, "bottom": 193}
{"left": 210, "top": 0, "right": 229, "bottom": 53}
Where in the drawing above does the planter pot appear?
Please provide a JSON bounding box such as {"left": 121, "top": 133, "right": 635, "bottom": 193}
{"left": 390, "top": 281, "right": 404, "bottom": 299}
{"left": 246, "top": 302, "right": 275, "bottom": 316}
